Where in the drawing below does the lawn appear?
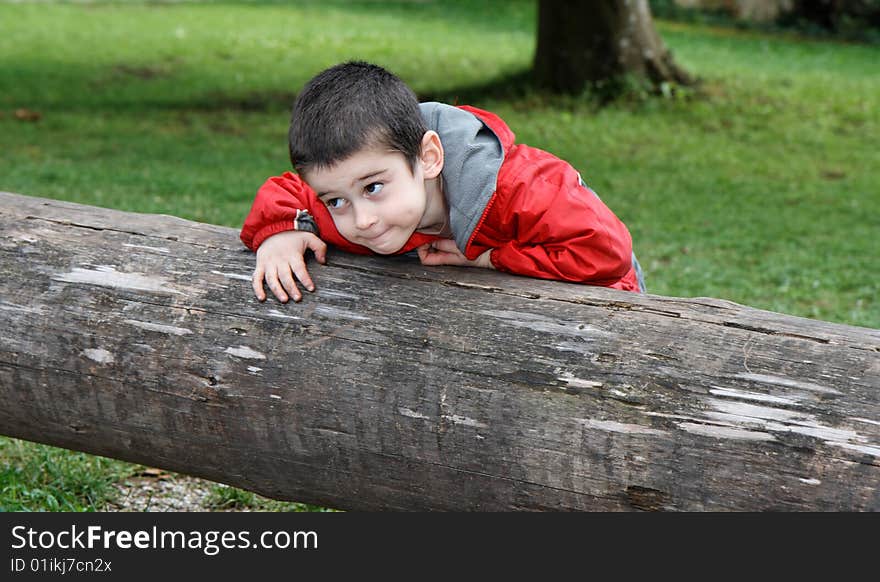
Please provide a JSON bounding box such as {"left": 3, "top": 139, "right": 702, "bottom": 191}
{"left": 1, "top": 0, "right": 877, "bottom": 511}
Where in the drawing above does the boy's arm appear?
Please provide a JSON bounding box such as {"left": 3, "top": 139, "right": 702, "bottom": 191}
{"left": 240, "top": 172, "right": 316, "bottom": 251}
{"left": 240, "top": 172, "right": 370, "bottom": 303}
{"left": 487, "top": 159, "right": 634, "bottom": 287}
{"left": 239, "top": 172, "right": 365, "bottom": 254}
{"left": 240, "top": 172, "right": 370, "bottom": 255}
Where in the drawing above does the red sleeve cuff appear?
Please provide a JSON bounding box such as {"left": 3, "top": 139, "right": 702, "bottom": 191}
{"left": 246, "top": 220, "right": 296, "bottom": 251}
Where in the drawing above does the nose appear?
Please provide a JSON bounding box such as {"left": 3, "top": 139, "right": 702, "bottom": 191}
{"left": 353, "top": 207, "right": 378, "bottom": 231}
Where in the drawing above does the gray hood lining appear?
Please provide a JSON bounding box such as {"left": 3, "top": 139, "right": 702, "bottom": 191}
{"left": 420, "top": 102, "right": 505, "bottom": 253}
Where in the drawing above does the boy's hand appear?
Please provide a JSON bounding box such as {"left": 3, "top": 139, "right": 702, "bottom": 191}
{"left": 416, "top": 239, "right": 494, "bottom": 270}
{"left": 252, "top": 230, "right": 327, "bottom": 303}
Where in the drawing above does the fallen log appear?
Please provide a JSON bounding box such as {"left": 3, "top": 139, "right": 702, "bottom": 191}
{"left": 1, "top": 191, "right": 878, "bottom": 511}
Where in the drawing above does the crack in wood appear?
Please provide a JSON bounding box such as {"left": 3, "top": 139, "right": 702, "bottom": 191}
{"left": 722, "top": 321, "right": 831, "bottom": 344}
{"left": 23, "top": 215, "right": 229, "bottom": 251}
{"left": 552, "top": 297, "right": 682, "bottom": 317}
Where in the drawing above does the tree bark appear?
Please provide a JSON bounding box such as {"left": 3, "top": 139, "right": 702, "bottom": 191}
{"left": 1, "top": 192, "right": 878, "bottom": 511}
{"left": 534, "top": 0, "right": 693, "bottom": 94}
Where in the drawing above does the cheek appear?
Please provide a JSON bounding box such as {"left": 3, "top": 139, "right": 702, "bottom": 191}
{"left": 405, "top": 190, "right": 428, "bottom": 219}
{"left": 332, "top": 215, "right": 355, "bottom": 236}
{"left": 402, "top": 203, "right": 423, "bottom": 222}
{"left": 384, "top": 195, "right": 423, "bottom": 226}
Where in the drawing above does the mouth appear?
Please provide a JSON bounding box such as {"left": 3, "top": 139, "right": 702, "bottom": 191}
{"left": 363, "top": 229, "right": 390, "bottom": 241}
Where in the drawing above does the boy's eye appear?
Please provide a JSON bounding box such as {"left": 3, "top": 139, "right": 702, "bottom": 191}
{"left": 325, "top": 197, "right": 346, "bottom": 209}
{"left": 365, "top": 182, "right": 384, "bottom": 195}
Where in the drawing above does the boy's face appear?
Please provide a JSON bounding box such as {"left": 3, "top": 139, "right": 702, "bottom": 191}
{"left": 305, "top": 146, "right": 429, "bottom": 255}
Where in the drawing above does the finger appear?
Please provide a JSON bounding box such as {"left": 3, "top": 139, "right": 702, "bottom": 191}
{"left": 290, "top": 259, "right": 315, "bottom": 293}
{"left": 252, "top": 266, "right": 267, "bottom": 302}
{"left": 419, "top": 254, "right": 441, "bottom": 266}
{"left": 432, "top": 239, "right": 461, "bottom": 253}
{"left": 420, "top": 251, "right": 459, "bottom": 266}
{"left": 265, "top": 265, "right": 290, "bottom": 303}
{"left": 277, "top": 263, "right": 303, "bottom": 302}
{"left": 417, "top": 244, "right": 437, "bottom": 265}
{"left": 309, "top": 237, "right": 328, "bottom": 264}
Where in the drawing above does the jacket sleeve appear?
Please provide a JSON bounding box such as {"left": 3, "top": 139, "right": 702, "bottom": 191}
{"left": 487, "top": 152, "right": 633, "bottom": 285}
{"left": 239, "top": 172, "right": 371, "bottom": 255}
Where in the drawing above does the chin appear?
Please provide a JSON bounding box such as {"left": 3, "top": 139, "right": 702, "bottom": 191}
{"left": 372, "top": 243, "right": 406, "bottom": 255}
{"left": 363, "top": 238, "right": 406, "bottom": 255}
{"left": 358, "top": 229, "right": 412, "bottom": 255}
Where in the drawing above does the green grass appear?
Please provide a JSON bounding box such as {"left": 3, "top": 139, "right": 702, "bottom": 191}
{"left": 0, "top": 439, "right": 131, "bottom": 511}
{"left": 0, "top": 437, "right": 326, "bottom": 511}
{"left": 205, "top": 484, "right": 336, "bottom": 512}
{"left": 1, "top": 0, "right": 877, "bottom": 511}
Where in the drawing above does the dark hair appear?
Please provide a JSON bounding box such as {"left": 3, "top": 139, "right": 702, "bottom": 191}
{"left": 289, "top": 61, "right": 427, "bottom": 175}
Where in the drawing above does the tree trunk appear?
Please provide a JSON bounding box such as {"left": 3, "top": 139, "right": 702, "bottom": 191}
{"left": 1, "top": 192, "right": 878, "bottom": 511}
{"left": 533, "top": 0, "right": 693, "bottom": 94}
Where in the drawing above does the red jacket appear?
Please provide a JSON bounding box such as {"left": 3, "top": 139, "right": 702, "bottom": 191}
{"left": 241, "top": 104, "right": 640, "bottom": 292}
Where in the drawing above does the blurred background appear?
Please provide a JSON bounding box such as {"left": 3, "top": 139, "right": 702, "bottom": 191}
{"left": 1, "top": 0, "right": 877, "bottom": 511}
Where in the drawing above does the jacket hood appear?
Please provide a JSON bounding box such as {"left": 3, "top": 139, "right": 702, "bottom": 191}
{"left": 420, "top": 102, "right": 509, "bottom": 253}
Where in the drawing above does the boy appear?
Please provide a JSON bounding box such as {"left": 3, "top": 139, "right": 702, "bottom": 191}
{"left": 241, "top": 61, "right": 645, "bottom": 303}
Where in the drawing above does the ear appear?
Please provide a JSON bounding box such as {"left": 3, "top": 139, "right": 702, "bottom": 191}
{"left": 419, "top": 130, "right": 444, "bottom": 180}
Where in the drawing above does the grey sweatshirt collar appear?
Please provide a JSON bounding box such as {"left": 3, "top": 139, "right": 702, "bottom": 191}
{"left": 420, "top": 102, "right": 505, "bottom": 252}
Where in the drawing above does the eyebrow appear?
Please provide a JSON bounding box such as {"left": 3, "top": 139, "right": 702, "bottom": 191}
{"left": 354, "top": 169, "right": 387, "bottom": 185}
